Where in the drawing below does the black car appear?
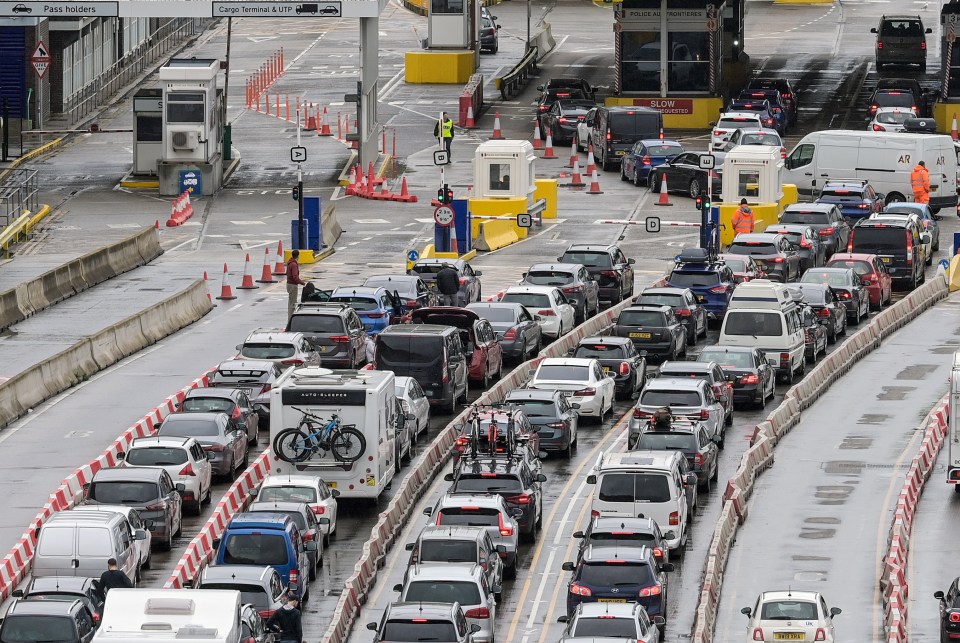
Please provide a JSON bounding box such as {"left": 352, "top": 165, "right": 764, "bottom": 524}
{"left": 12, "top": 577, "right": 105, "bottom": 624}
{"left": 787, "top": 283, "right": 847, "bottom": 343}
{"left": 800, "top": 305, "right": 828, "bottom": 364}
{"left": 779, "top": 203, "right": 850, "bottom": 259}
{"left": 535, "top": 86, "right": 590, "bottom": 132}
{"left": 647, "top": 152, "right": 722, "bottom": 199}
{"left": 634, "top": 287, "right": 708, "bottom": 344}
{"left": 935, "top": 578, "right": 960, "bottom": 643}
{"left": 800, "top": 267, "right": 870, "bottom": 325}
{"left": 766, "top": 224, "right": 825, "bottom": 272}
{"left": 571, "top": 336, "right": 647, "bottom": 400}
{"left": 0, "top": 598, "right": 97, "bottom": 643}
{"left": 632, "top": 418, "right": 720, "bottom": 489}
{"left": 445, "top": 459, "right": 546, "bottom": 541}
{"left": 466, "top": 302, "right": 542, "bottom": 362}
{"left": 727, "top": 233, "right": 803, "bottom": 282}
{"left": 746, "top": 77, "right": 799, "bottom": 126}
{"left": 562, "top": 545, "right": 672, "bottom": 620}
{"left": 572, "top": 516, "right": 672, "bottom": 566}
{"left": 558, "top": 243, "right": 636, "bottom": 305}
{"left": 479, "top": 15, "right": 499, "bottom": 53}
{"left": 867, "top": 88, "right": 919, "bottom": 118}
{"left": 612, "top": 305, "right": 686, "bottom": 362}
{"left": 504, "top": 388, "right": 579, "bottom": 458}
{"left": 180, "top": 387, "right": 260, "bottom": 445}
{"left": 697, "top": 345, "right": 776, "bottom": 408}
{"left": 542, "top": 100, "right": 596, "bottom": 145}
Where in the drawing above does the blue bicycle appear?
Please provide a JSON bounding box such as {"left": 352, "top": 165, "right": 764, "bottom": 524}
{"left": 272, "top": 407, "right": 366, "bottom": 463}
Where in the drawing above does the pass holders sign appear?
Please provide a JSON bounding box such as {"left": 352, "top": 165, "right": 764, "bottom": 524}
{"left": 212, "top": 1, "right": 342, "bottom": 17}
{"left": 0, "top": 1, "right": 119, "bottom": 16}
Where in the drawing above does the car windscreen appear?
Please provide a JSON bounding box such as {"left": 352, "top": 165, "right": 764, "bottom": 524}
{"left": 452, "top": 475, "right": 523, "bottom": 493}
{"left": 404, "top": 581, "right": 482, "bottom": 607}
{"left": 780, "top": 211, "right": 830, "bottom": 225}
{"left": 377, "top": 335, "right": 441, "bottom": 368}
{"left": 182, "top": 397, "right": 235, "bottom": 414}
{"left": 639, "top": 389, "right": 702, "bottom": 407}
{"left": 330, "top": 296, "right": 378, "bottom": 311}
{"left": 287, "top": 314, "right": 346, "bottom": 334}
{"left": 419, "top": 539, "right": 477, "bottom": 563}
{"left": 241, "top": 343, "right": 296, "bottom": 359}
{"left": 574, "top": 343, "right": 628, "bottom": 360}
{"left": 635, "top": 293, "right": 683, "bottom": 307}
{"left": 699, "top": 349, "right": 752, "bottom": 368}
{"left": 728, "top": 242, "right": 778, "bottom": 256}
{"left": 381, "top": 620, "right": 457, "bottom": 642}
{"left": 618, "top": 310, "right": 665, "bottom": 327}
{"left": 466, "top": 305, "right": 518, "bottom": 323}
{"left": 437, "top": 507, "right": 501, "bottom": 526}
{"left": 223, "top": 533, "right": 289, "bottom": 566}
{"left": 722, "top": 311, "right": 784, "bottom": 336}
{"left": 578, "top": 561, "right": 654, "bottom": 586}
{"left": 525, "top": 270, "right": 574, "bottom": 286}
{"left": 760, "top": 600, "right": 819, "bottom": 620}
{"left": 500, "top": 293, "right": 550, "bottom": 309}
{"left": 89, "top": 481, "right": 160, "bottom": 505}
{"left": 826, "top": 259, "right": 873, "bottom": 276}
{"left": 534, "top": 364, "right": 590, "bottom": 381}
{"left": 876, "top": 111, "right": 911, "bottom": 124}
{"left": 636, "top": 432, "right": 698, "bottom": 451}
{"left": 598, "top": 473, "right": 671, "bottom": 503}
{"left": 718, "top": 118, "right": 759, "bottom": 130}
{"left": 506, "top": 400, "right": 559, "bottom": 417}
{"left": 126, "top": 446, "right": 189, "bottom": 466}
{"left": 851, "top": 227, "right": 908, "bottom": 253}
{"left": 740, "top": 133, "right": 781, "bottom": 145}
{"left": 572, "top": 617, "right": 639, "bottom": 638}
{"left": 560, "top": 251, "right": 613, "bottom": 268}
{"left": 669, "top": 271, "right": 721, "bottom": 287}
{"left": 801, "top": 271, "right": 851, "bottom": 288}
{"left": 0, "top": 615, "right": 76, "bottom": 643}
{"left": 199, "top": 583, "right": 271, "bottom": 609}
{"left": 644, "top": 143, "right": 683, "bottom": 156}
{"left": 258, "top": 486, "right": 318, "bottom": 504}
{"left": 160, "top": 417, "right": 220, "bottom": 437}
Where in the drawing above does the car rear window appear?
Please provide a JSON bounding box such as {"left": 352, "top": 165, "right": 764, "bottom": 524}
{"left": 466, "top": 305, "right": 518, "bottom": 323}
{"left": 160, "top": 417, "right": 220, "bottom": 437}
{"left": 578, "top": 561, "right": 654, "bottom": 586}
{"left": 287, "top": 314, "right": 346, "bottom": 334}
{"left": 535, "top": 364, "right": 591, "bottom": 381}
{"left": 419, "top": 539, "right": 477, "bottom": 563}
{"left": 126, "top": 447, "right": 189, "bottom": 466}
{"left": 669, "top": 271, "right": 721, "bottom": 287}
{"left": 780, "top": 211, "right": 830, "bottom": 225}
{"left": 382, "top": 620, "right": 457, "bottom": 641}
{"left": 801, "top": 271, "right": 851, "bottom": 288}
{"left": 258, "top": 486, "right": 317, "bottom": 504}
{"left": 698, "top": 349, "right": 752, "bottom": 368}
{"left": 589, "top": 531, "right": 657, "bottom": 545}
{"left": 330, "top": 296, "right": 378, "bottom": 311}
{"left": 635, "top": 432, "right": 698, "bottom": 451}
{"left": 0, "top": 615, "right": 76, "bottom": 643}
{"left": 501, "top": 293, "right": 550, "bottom": 309}
{"left": 609, "top": 112, "right": 660, "bottom": 138}
{"left": 411, "top": 264, "right": 447, "bottom": 276}
{"left": 547, "top": 89, "right": 586, "bottom": 101}
{"left": 826, "top": 259, "right": 872, "bottom": 276}
{"left": 876, "top": 111, "right": 911, "bottom": 125}
{"left": 223, "top": 534, "right": 289, "bottom": 566}
{"left": 728, "top": 242, "right": 778, "bottom": 256}
{"left": 452, "top": 475, "right": 523, "bottom": 494}
{"left": 212, "top": 369, "right": 271, "bottom": 385}
{"left": 760, "top": 600, "right": 818, "bottom": 620}
{"left": 876, "top": 92, "right": 915, "bottom": 108}
{"left": 524, "top": 270, "right": 574, "bottom": 286}
{"left": 198, "top": 583, "right": 271, "bottom": 610}
{"left": 635, "top": 293, "right": 683, "bottom": 307}
{"left": 574, "top": 344, "right": 627, "bottom": 359}
{"left": 880, "top": 19, "right": 924, "bottom": 37}
{"left": 718, "top": 117, "right": 759, "bottom": 129}
{"left": 639, "top": 389, "right": 702, "bottom": 407}
{"left": 644, "top": 143, "right": 683, "bottom": 156}
{"left": 740, "top": 133, "right": 781, "bottom": 145}
{"left": 377, "top": 335, "right": 442, "bottom": 368}
{"left": 819, "top": 188, "right": 864, "bottom": 201}
{"left": 249, "top": 510, "right": 307, "bottom": 532}
{"left": 437, "top": 507, "right": 501, "bottom": 526}
{"left": 573, "top": 617, "right": 638, "bottom": 638}
{"left": 851, "top": 227, "right": 908, "bottom": 253}
{"left": 241, "top": 343, "right": 296, "bottom": 359}
{"left": 404, "top": 580, "right": 482, "bottom": 606}
{"left": 89, "top": 481, "right": 160, "bottom": 505}
{"left": 618, "top": 310, "right": 665, "bottom": 326}
{"left": 794, "top": 285, "right": 827, "bottom": 304}
{"left": 720, "top": 257, "right": 747, "bottom": 271}
{"left": 598, "top": 473, "right": 671, "bottom": 503}
{"left": 560, "top": 251, "right": 613, "bottom": 268}
{"left": 723, "top": 311, "right": 784, "bottom": 337}
{"left": 505, "top": 400, "right": 558, "bottom": 417}
{"left": 182, "top": 397, "right": 235, "bottom": 414}
{"left": 37, "top": 528, "right": 74, "bottom": 556}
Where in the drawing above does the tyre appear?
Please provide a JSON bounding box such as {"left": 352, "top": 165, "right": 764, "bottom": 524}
{"left": 850, "top": 307, "right": 860, "bottom": 326}
{"left": 634, "top": 169, "right": 644, "bottom": 187}
{"left": 274, "top": 428, "right": 313, "bottom": 463}
{"left": 505, "top": 560, "right": 517, "bottom": 580}
{"left": 331, "top": 427, "right": 367, "bottom": 463}
{"left": 189, "top": 499, "right": 202, "bottom": 517}
{"left": 827, "top": 324, "right": 837, "bottom": 345}
{"left": 725, "top": 408, "right": 733, "bottom": 426}
{"left": 445, "top": 390, "right": 457, "bottom": 414}
{"left": 650, "top": 174, "right": 660, "bottom": 194}
{"left": 142, "top": 549, "right": 152, "bottom": 570}
{"left": 710, "top": 461, "right": 720, "bottom": 482}
{"left": 839, "top": 317, "right": 847, "bottom": 336}
{"left": 620, "top": 164, "right": 630, "bottom": 182}
{"left": 229, "top": 456, "right": 239, "bottom": 481}
{"left": 688, "top": 178, "right": 702, "bottom": 199}
{"left": 687, "top": 326, "right": 697, "bottom": 347}
{"left": 240, "top": 446, "right": 249, "bottom": 470}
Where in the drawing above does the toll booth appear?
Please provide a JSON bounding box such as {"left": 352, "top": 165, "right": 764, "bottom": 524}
{"left": 472, "top": 140, "right": 537, "bottom": 205}
{"left": 132, "top": 88, "right": 163, "bottom": 176}
{"left": 428, "top": 0, "right": 479, "bottom": 50}
{"left": 719, "top": 145, "right": 783, "bottom": 246}
{"left": 157, "top": 58, "right": 224, "bottom": 197}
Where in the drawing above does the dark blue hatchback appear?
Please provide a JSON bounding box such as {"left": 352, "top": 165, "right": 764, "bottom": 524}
{"left": 620, "top": 139, "right": 684, "bottom": 186}
{"left": 562, "top": 545, "right": 672, "bottom": 618}
{"left": 666, "top": 250, "right": 736, "bottom": 320}
{"left": 815, "top": 179, "right": 884, "bottom": 220}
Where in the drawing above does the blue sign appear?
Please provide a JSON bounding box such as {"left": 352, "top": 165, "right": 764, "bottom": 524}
{"left": 178, "top": 170, "right": 202, "bottom": 197}
{"left": 407, "top": 250, "right": 420, "bottom": 262}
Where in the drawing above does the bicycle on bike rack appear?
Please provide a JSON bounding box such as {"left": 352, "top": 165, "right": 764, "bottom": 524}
{"left": 272, "top": 406, "right": 367, "bottom": 464}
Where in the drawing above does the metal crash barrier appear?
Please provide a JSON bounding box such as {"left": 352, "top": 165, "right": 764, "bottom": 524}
{"left": 495, "top": 46, "right": 538, "bottom": 101}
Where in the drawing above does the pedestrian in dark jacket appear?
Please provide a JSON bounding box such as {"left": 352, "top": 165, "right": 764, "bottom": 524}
{"left": 98, "top": 558, "right": 133, "bottom": 594}
{"left": 287, "top": 249, "right": 307, "bottom": 320}
{"left": 265, "top": 592, "right": 303, "bottom": 643}
{"left": 436, "top": 263, "right": 460, "bottom": 306}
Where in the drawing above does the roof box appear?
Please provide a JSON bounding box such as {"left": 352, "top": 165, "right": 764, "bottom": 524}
{"left": 676, "top": 248, "right": 711, "bottom": 264}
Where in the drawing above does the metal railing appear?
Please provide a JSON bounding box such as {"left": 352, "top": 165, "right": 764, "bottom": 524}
{"left": 494, "top": 46, "right": 538, "bottom": 100}
{"left": 0, "top": 169, "right": 39, "bottom": 228}
{"left": 63, "top": 18, "right": 210, "bottom": 126}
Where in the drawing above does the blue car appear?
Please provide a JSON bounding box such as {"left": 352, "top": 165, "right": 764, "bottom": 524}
{"left": 329, "top": 286, "right": 401, "bottom": 333}
{"left": 620, "top": 139, "right": 684, "bottom": 187}
{"left": 727, "top": 98, "right": 783, "bottom": 134}
{"left": 739, "top": 88, "right": 788, "bottom": 132}
{"left": 562, "top": 545, "right": 673, "bottom": 618}
{"left": 815, "top": 179, "right": 885, "bottom": 220}
{"left": 666, "top": 248, "right": 736, "bottom": 320}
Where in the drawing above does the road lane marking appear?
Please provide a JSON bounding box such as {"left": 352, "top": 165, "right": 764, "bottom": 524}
{"left": 552, "top": 480, "right": 586, "bottom": 545}
{"left": 524, "top": 548, "right": 557, "bottom": 629}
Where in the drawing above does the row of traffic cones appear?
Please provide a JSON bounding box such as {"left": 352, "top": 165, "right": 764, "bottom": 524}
{"left": 344, "top": 162, "right": 417, "bottom": 203}
{"left": 203, "top": 242, "right": 289, "bottom": 302}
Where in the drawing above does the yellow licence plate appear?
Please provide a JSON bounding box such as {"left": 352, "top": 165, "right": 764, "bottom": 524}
{"left": 603, "top": 367, "right": 611, "bottom": 374}
{"left": 881, "top": 257, "right": 892, "bottom": 263}
{"left": 696, "top": 295, "right": 706, "bottom": 302}
{"left": 597, "top": 598, "right": 627, "bottom": 603}
{"left": 629, "top": 332, "right": 652, "bottom": 339}
{"left": 616, "top": 150, "right": 626, "bottom": 155}
{"left": 774, "top": 634, "right": 805, "bottom": 641}
{"left": 327, "top": 482, "right": 336, "bottom": 488}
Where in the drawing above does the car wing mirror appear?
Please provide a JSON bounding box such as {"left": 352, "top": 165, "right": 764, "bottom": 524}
{"left": 741, "top": 607, "right": 752, "bottom": 617}
{"left": 134, "top": 529, "right": 147, "bottom": 541}
{"left": 423, "top": 506, "right": 433, "bottom": 516}
{"left": 475, "top": 270, "right": 483, "bottom": 276}
{"left": 331, "top": 489, "right": 341, "bottom": 498}
{"left": 444, "top": 473, "right": 454, "bottom": 482}
{"left": 405, "top": 542, "right": 415, "bottom": 551}
{"left": 586, "top": 474, "right": 596, "bottom": 484}
{"left": 561, "top": 562, "right": 575, "bottom": 571}
{"left": 663, "top": 530, "right": 675, "bottom": 540}
{"left": 830, "top": 607, "right": 842, "bottom": 617}
{"left": 557, "top": 616, "right": 569, "bottom": 623}
{"left": 366, "top": 623, "right": 378, "bottom": 631}
{"left": 628, "top": 258, "right": 636, "bottom": 265}
{"left": 175, "top": 483, "right": 186, "bottom": 493}
{"left": 393, "top": 583, "right": 403, "bottom": 592}
{"left": 653, "top": 616, "right": 666, "bottom": 626}
{"left": 471, "top": 624, "right": 482, "bottom": 634}
{"left": 536, "top": 473, "right": 547, "bottom": 482}
{"left": 936, "top": 591, "right": 946, "bottom": 600}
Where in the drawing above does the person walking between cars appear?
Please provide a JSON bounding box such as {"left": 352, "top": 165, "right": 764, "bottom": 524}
{"left": 732, "top": 198, "right": 755, "bottom": 236}
{"left": 434, "top": 112, "right": 454, "bottom": 160}
{"left": 911, "top": 160, "right": 931, "bottom": 205}
{"left": 266, "top": 592, "right": 304, "bottom": 643}
{"left": 436, "top": 263, "right": 460, "bottom": 306}
{"left": 286, "top": 250, "right": 306, "bottom": 320}
{"left": 99, "top": 558, "right": 133, "bottom": 594}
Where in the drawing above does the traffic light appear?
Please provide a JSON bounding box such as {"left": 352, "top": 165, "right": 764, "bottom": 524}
{"left": 292, "top": 185, "right": 301, "bottom": 201}
{"left": 437, "top": 184, "right": 453, "bottom": 204}
{"left": 702, "top": 196, "right": 711, "bottom": 212}
{"left": 695, "top": 195, "right": 704, "bottom": 211}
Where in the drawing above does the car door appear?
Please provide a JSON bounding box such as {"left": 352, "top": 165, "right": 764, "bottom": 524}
{"left": 237, "top": 392, "right": 257, "bottom": 438}
{"left": 450, "top": 334, "right": 468, "bottom": 394}
{"left": 481, "top": 320, "right": 502, "bottom": 374}
{"left": 615, "top": 248, "right": 634, "bottom": 292}
{"left": 76, "top": 605, "right": 95, "bottom": 643}
{"left": 159, "top": 473, "right": 178, "bottom": 533}
{"left": 554, "top": 290, "right": 575, "bottom": 329}
{"left": 545, "top": 102, "right": 561, "bottom": 135}
{"left": 192, "top": 443, "right": 212, "bottom": 495}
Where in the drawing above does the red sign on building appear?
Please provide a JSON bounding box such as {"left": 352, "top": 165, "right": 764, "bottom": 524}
{"left": 630, "top": 98, "right": 694, "bottom": 115}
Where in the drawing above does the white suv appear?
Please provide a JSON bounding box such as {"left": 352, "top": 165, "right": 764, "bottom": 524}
{"left": 711, "top": 112, "right": 763, "bottom": 150}
{"left": 741, "top": 590, "right": 842, "bottom": 642}
{"left": 395, "top": 564, "right": 498, "bottom": 643}
{"left": 236, "top": 328, "right": 320, "bottom": 367}
{"left": 121, "top": 436, "right": 212, "bottom": 515}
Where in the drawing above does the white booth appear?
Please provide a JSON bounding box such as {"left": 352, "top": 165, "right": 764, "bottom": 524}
{"left": 721, "top": 145, "right": 784, "bottom": 204}
{"left": 473, "top": 140, "right": 537, "bottom": 205}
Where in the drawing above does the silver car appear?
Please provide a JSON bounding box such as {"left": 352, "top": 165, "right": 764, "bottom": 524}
{"left": 423, "top": 493, "right": 521, "bottom": 579}
{"left": 408, "top": 258, "right": 483, "bottom": 306}
{"left": 520, "top": 263, "right": 600, "bottom": 324}
{"left": 396, "top": 376, "right": 430, "bottom": 440}
{"left": 394, "top": 564, "right": 498, "bottom": 643}
{"left": 559, "top": 601, "right": 663, "bottom": 642}
{"left": 157, "top": 412, "right": 249, "bottom": 479}
{"left": 404, "top": 526, "right": 505, "bottom": 598}
{"left": 465, "top": 302, "right": 542, "bottom": 361}
{"left": 195, "top": 565, "right": 287, "bottom": 616}
{"left": 629, "top": 378, "right": 725, "bottom": 444}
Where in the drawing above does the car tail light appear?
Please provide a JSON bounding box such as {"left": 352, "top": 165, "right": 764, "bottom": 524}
{"left": 818, "top": 227, "right": 835, "bottom": 236}
{"left": 606, "top": 130, "right": 612, "bottom": 141}
{"left": 538, "top": 309, "right": 556, "bottom": 316}
{"left": 508, "top": 493, "right": 531, "bottom": 505}
{"left": 330, "top": 335, "right": 349, "bottom": 344}
{"left": 873, "top": 124, "right": 886, "bottom": 132}
{"left": 547, "top": 421, "right": 566, "bottom": 428}
{"left": 258, "top": 610, "right": 275, "bottom": 619}
{"left": 709, "top": 285, "right": 730, "bottom": 293}
{"left": 652, "top": 547, "right": 664, "bottom": 559}
{"left": 281, "top": 358, "right": 305, "bottom": 365}
{"left": 697, "top": 409, "right": 709, "bottom": 420}
{"left": 311, "top": 505, "right": 326, "bottom": 515}
{"left": 231, "top": 407, "right": 242, "bottom": 419}
{"left": 205, "top": 444, "right": 225, "bottom": 452}
{"left": 367, "top": 312, "right": 386, "bottom": 319}
{"left": 877, "top": 41, "right": 883, "bottom": 49}
{"left": 740, "top": 373, "right": 759, "bottom": 385}
{"left": 858, "top": 203, "right": 870, "bottom": 210}
{"left": 539, "top": 105, "right": 548, "bottom": 111}
{"left": 921, "top": 41, "right": 927, "bottom": 50}
{"left": 779, "top": 352, "right": 790, "bottom": 367}
{"left": 465, "top": 607, "right": 490, "bottom": 619}
{"left": 800, "top": 239, "right": 812, "bottom": 248}
{"left": 669, "top": 511, "right": 679, "bottom": 525}
{"left": 815, "top": 628, "right": 827, "bottom": 641}
{"left": 694, "top": 453, "right": 705, "bottom": 465}
{"left": 591, "top": 509, "right": 600, "bottom": 516}
{"left": 713, "top": 130, "right": 723, "bottom": 137}
{"left": 502, "top": 328, "right": 517, "bottom": 341}
{"left": 498, "top": 513, "right": 513, "bottom": 536}
{"left": 288, "top": 570, "right": 298, "bottom": 586}
{"left": 261, "top": 384, "right": 272, "bottom": 394}
{"left": 569, "top": 583, "right": 592, "bottom": 596}
{"left": 951, "top": 612, "right": 960, "bottom": 623}
{"left": 459, "top": 277, "right": 467, "bottom": 285}
{"left": 675, "top": 308, "right": 691, "bottom": 316}
{"left": 619, "top": 362, "right": 630, "bottom": 376}
{"left": 817, "top": 307, "right": 831, "bottom": 318}
{"left": 600, "top": 270, "right": 618, "bottom": 277}
{"left": 642, "top": 155, "right": 651, "bottom": 166}
{"left": 562, "top": 285, "right": 583, "bottom": 293}
{"left": 558, "top": 117, "right": 569, "bottom": 124}
{"left": 639, "top": 585, "right": 662, "bottom": 597}
{"left": 783, "top": 93, "right": 792, "bottom": 99}
{"left": 780, "top": 147, "right": 787, "bottom": 159}
{"left": 837, "top": 291, "right": 851, "bottom": 300}
{"left": 753, "top": 628, "right": 764, "bottom": 641}
{"left": 634, "top": 409, "right": 652, "bottom": 419}
{"left": 456, "top": 435, "right": 469, "bottom": 446}
{"left": 92, "top": 613, "right": 101, "bottom": 623}
{"left": 574, "top": 387, "right": 596, "bottom": 396}
{"left": 763, "top": 118, "right": 774, "bottom": 127}
{"left": 906, "top": 234, "right": 914, "bottom": 264}
{"left": 179, "top": 463, "right": 196, "bottom": 476}
{"left": 773, "top": 257, "right": 784, "bottom": 263}
{"left": 412, "top": 619, "right": 429, "bottom": 623}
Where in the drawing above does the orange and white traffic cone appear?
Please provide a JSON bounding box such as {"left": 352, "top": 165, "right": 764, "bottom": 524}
{"left": 952, "top": 113, "right": 958, "bottom": 141}
{"left": 257, "top": 248, "right": 276, "bottom": 283}
{"left": 542, "top": 131, "right": 557, "bottom": 159}
{"left": 586, "top": 168, "right": 603, "bottom": 195}
{"left": 465, "top": 105, "right": 476, "bottom": 128}
{"left": 567, "top": 139, "right": 578, "bottom": 168}
{"left": 450, "top": 222, "right": 459, "bottom": 255}
{"left": 655, "top": 173, "right": 673, "bottom": 206}
{"left": 533, "top": 121, "right": 544, "bottom": 150}
{"left": 273, "top": 240, "right": 286, "bottom": 276}
{"left": 320, "top": 106, "right": 332, "bottom": 136}
{"left": 216, "top": 263, "right": 237, "bottom": 300}
{"left": 238, "top": 253, "right": 258, "bottom": 289}
{"left": 491, "top": 112, "right": 505, "bottom": 139}
{"left": 586, "top": 144, "right": 597, "bottom": 175}
{"left": 570, "top": 158, "right": 586, "bottom": 188}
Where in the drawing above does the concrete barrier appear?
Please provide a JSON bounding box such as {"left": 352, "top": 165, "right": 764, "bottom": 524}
{"left": 322, "top": 204, "right": 342, "bottom": 248}
{"left": 474, "top": 219, "right": 520, "bottom": 251}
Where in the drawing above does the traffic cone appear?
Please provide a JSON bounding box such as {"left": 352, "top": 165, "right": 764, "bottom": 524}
{"left": 216, "top": 264, "right": 237, "bottom": 300}
{"left": 542, "top": 131, "right": 557, "bottom": 159}
{"left": 155, "top": 219, "right": 160, "bottom": 230}
{"left": 367, "top": 162, "right": 376, "bottom": 191}
{"left": 450, "top": 222, "right": 459, "bottom": 255}
{"left": 273, "top": 240, "right": 286, "bottom": 276}
{"left": 238, "top": 253, "right": 258, "bottom": 289}
{"left": 586, "top": 144, "right": 597, "bottom": 175}
{"left": 319, "top": 106, "right": 332, "bottom": 136}
{"left": 257, "top": 248, "right": 276, "bottom": 283}
{"left": 586, "top": 168, "right": 603, "bottom": 195}
{"left": 491, "top": 112, "right": 504, "bottom": 140}
{"left": 567, "top": 139, "right": 578, "bottom": 168}
{"left": 533, "top": 121, "right": 544, "bottom": 150}
{"left": 952, "top": 113, "right": 958, "bottom": 141}
{"left": 570, "top": 158, "right": 586, "bottom": 187}
{"left": 655, "top": 173, "right": 673, "bottom": 206}
{"left": 465, "top": 105, "right": 476, "bottom": 128}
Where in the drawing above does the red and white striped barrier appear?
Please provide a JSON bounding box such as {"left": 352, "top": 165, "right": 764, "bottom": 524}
{"left": 593, "top": 218, "right": 702, "bottom": 227}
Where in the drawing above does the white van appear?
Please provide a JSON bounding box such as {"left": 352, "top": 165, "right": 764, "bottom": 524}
{"left": 94, "top": 589, "right": 241, "bottom": 643}
{"left": 33, "top": 511, "right": 145, "bottom": 584}
{"left": 784, "top": 130, "right": 958, "bottom": 212}
{"left": 586, "top": 451, "right": 695, "bottom": 551}
{"left": 719, "top": 280, "right": 805, "bottom": 384}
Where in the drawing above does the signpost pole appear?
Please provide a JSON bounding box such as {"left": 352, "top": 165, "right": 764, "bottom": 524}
{"left": 296, "top": 108, "right": 305, "bottom": 250}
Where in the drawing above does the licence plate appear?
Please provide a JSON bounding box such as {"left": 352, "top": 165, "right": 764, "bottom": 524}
{"left": 881, "top": 257, "right": 892, "bottom": 263}
{"left": 327, "top": 482, "right": 336, "bottom": 488}
{"left": 774, "top": 634, "right": 805, "bottom": 641}
{"left": 696, "top": 295, "right": 706, "bottom": 302}
{"left": 318, "top": 345, "right": 331, "bottom": 352}
{"left": 629, "top": 332, "right": 652, "bottom": 339}
{"left": 603, "top": 367, "right": 611, "bottom": 374}
{"left": 616, "top": 150, "right": 626, "bottom": 156}
{"left": 598, "top": 598, "right": 627, "bottom": 603}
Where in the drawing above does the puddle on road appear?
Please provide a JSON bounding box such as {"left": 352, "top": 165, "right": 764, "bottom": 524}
{"left": 895, "top": 364, "right": 938, "bottom": 380}
{"left": 793, "top": 555, "right": 832, "bottom": 561}
{"left": 815, "top": 484, "right": 854, "bottom": 504}
{"left": 800, "top": 516, "right": 838, "bottom": 540}
{"left": 876, "top": 386, "right": 915, "bottom": 401}
{"left": 823, "top": 461, "right": 864, "bottom": 475}
{"left": 930, "top": 342, "right": 960, "bottom": 354}
{"left": 858, "top": 414, "right": 891, "bottom": 424}
{"left": 839, "top": 436, "right": 873, "bottom": 449}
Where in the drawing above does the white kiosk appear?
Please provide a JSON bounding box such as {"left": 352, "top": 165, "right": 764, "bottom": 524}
{"left": 719, "top": 145, "right": 784, "bottom": 245}
{"left": 473, "top": 140, "right": 537, "bottom": 205}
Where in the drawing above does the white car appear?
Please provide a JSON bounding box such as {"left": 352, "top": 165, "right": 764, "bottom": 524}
{"left": 396, "top": 564, "right": 498, "bottom": 643}
{"left": 559, "top": 601, "right": 663, "bottom": 642}
{"left": 868, "top": 106, "right": 912, "bottom": 133}
{"left": 255, "top": 474, "right": 339, "bottom": 544}
{"left": 120, "top": 436, "right": 213, "bottom": 515}
{"left": 629, "top": 377, "right": 726, "bottom": 445}
{"left": 236, "top": 328, "right": 320, "bottom": 367}
{"left": 395, "top": 376, "right": 430, "bottom": 440}
{"left": 741, "top": 590, "right": 842, "bottom": 643}
{"left": 528, "top": 357, "right": 615, "bottom": 419}
{"left": 500, "top": 285, "right": 576, "bottom": 340}
{"left": 711, "top": 112, "right": 763, "bottom": 150}
{"left": 73, "top": 504, "right": 152, "bottom": 575}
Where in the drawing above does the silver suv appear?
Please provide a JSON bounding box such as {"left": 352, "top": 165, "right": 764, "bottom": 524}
{"left": 394, "top": 564, "right": 498, "bottom": 643}
{"left": 367, "top": 602, "right": 481, "bottom": 643}
{"left": 405, "top": 526, "right": 504, "bottom": 597}
{"left": 423, "top": 493, "right": 521, "bottom": 579}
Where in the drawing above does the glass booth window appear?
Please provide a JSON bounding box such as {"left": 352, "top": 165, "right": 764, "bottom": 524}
{"left": 667, "top": 32, "right": 709, "bottom": 93}
{"left": 431, "top": 0, "right": 463, "bottom": 14}
{"left": 738, "top": 170, "right": 760, "bottom": 198}
{"left": 489, "top": 163, "right": 512, "bottom": 191}
{"left": 136, "top": 114, "right": 162, "bottom": 142}
{"left": 166, "top": 92, "right": 205, "bottom": 123}
{"left": 620, "top": 32, "right": 660, "bottom": 93}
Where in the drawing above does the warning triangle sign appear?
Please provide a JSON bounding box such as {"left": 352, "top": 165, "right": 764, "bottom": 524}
{"left": 32, "top": 42, "right": 49, "bottom": 59}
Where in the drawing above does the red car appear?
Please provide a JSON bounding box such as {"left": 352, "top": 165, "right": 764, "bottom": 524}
{"left": 825, "top": 252, "right": 893, "bottom": 310}
{"left": 410, "top": 307, "right": 504, "bottom": 386}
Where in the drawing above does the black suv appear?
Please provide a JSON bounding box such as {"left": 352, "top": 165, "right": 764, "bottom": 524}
{"left": 746, "top": 77, "right": 798, "bottom": 126}
{"left": 780, "top": 203, "right": 850, "bottom": 258}
{"left": 935, "top": 578, "right": 960, "bottom": 643}
{"left": 848, "top": 218, "right": 927, "bottom": 290}
{"left": 0, "top": 598, "right": 97, "bottom": 643}
{"left": 572, "top": 516, "right": 671, "bottom": 566}
{"left": 632, "top": 418, "right": 720, "bottom": 489}
{"left": 535, "top": 82, "right": 591, "bottom": 132}
{"left": 445, "top": 459, "right": 546, "bottom": 542}
{"left": 612, "top": 305, "right": 686, "bottom": 362}
{"left": 286, "top": 302, "right": 367, "bottom": 369}
{"left": 558, "top": 243, "right": 635, "bottom": 305}
{"left": 12, "top": 577, "right": 105, "bottom": 623}
{"left": 572, "top": 336, "right": 646, "bottom": 401}
{"left": 634, "top": 287, "right": 709, "bottom": 344}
